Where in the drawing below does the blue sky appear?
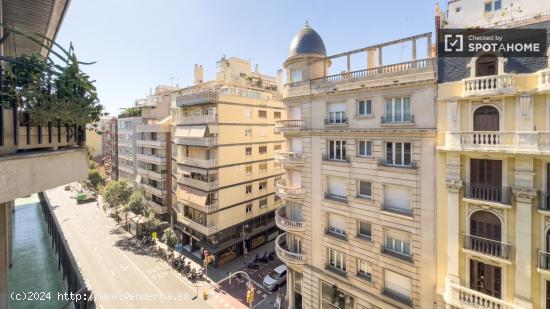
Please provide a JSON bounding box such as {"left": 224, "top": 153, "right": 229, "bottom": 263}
{"left": 55, "top": 0, "right": 441, "bottom": 116}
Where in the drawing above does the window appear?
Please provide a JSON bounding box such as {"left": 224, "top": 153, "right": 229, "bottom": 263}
{"left": 245, "top": 147, "right": 252, "bottom": 156}
{"left": 484, "top": 0, "right": 501, "bottom": 12}
{"left": 246, "top": 166, "right": 252, "bottom": 176}
{"left": 357, "top": 181, "right": 372, "bottom": 198}
{"left": 246, "top": 185, "right": 252, "bottom": 195}
{"left": 290, "top": 69, "right": 303, "bottom": 83}
{"left": 327, "top": 103, "right": 347, "bottom": 124}
{"left": 484, "top": 1, "right": 492, "bottom": 12}
{"left": 328, "top": 140, "right": 347, "bottom": 161}
{"left": 246, "top": 204, "right": 252, "bottom": 214}
{"left": 258, "top": 110, "right": 267, "bottom": 118}
{"left": 259, "top": 146, "right": 268, "bottom": 155}
{"left": 385, "top": 142, "right": 412, "bottom": 166}
{"left": 328, "top": 248, "right": 346, "bottom": 272}
{"left": 259, "top": 163, "right": 267, "bottom": 173}
{"left": 494, "top": 0, "right": 501, "bottom": 10}
{"left": 245, "top": 128, "right": 252, "bottom": 137}
{"left": 357, "top": 99, "right": 372, "bottom": 116}
{"left": 259, "top": 181, "right": 267, "bottom": 191}
{"left": 357, "top": 221, "right": 372, "bottom": 240}
{"left": 327, "top": 213, "right": 347, "bottom": 237}
{"left": 383, "top": 185, "right": 412, "bottom": 215}
{"left": 274, "top": 111, "right": 281, "bottom": 119}
{"left": 274, "top": 195, "right": 281, "bottom": 203}
{"left": 384, "top": 229, "right": 411, "bottom": 258}
{"left": 274, "top": 144, "right": 282, "bottom": 151}
{"left": 384, "top": 97, "right": 411, "bottom": 122}
{"left": 357, "top": 140, "right": 372, "bottom": 157}
{"left": 327, "top": 176, "right": 347, "bottom": 199}
{"left": 321, "top": 283, "right": 354, "bottom": 309}
{"left": 357, "top": 259, "right": 372, "bottom": 281}
{"left": 384, "top": 270, "right": 412, "bottom": 304}
{"left": 259, "top": 199, "right": 268, "bottom": 209}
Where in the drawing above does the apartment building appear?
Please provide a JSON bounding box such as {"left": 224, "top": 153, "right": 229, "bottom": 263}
{"left": 117, "top": 115, "right": 142, "bottom": 183}
{"left": 135, "top": 86, "right": 175, "bottom": 219}
{"left": 110, "top": 117, "right": 119, "bottom": 180}
{"left": 436, "top": 1, "right": 550, "bottom": 308}
{"left": 102, "top": 117, "right": 117, "bottom": 178}
{"left": 0, "top": 0, "right": 86, "bottom": 307}
{"left": 277, "top": 24, "right": 437, "bottom": 309}
{"left": 171, "top": 57, "right": 284, "bottom": 266}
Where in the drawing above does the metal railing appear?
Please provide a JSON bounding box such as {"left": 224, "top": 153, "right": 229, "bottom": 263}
{"left": 176, "top": 90, "right": 219, "bottom": 106}
{"left": 380, "top": 203, "right": 413, "bottom": 216}
{"left": 464, "top": 183, "right": 511, "bottom": 204}
{"left": 377, "top": 158, "right": 417, "bottom": 169}
{"left": 381, "top": 114, "right": 414, "bottom": 123}
{"left": 322, "top": 154, "right": 350, "bottom": 163}
{"left": 174, "top": 136, "right": 218, "bottom": 147}
{"left": 538, "top": 250, "right": 550, "bottom": 270}
{"left": 463, "top": 233, "right": 511, "bottom": 260}
{"left": 324, "top": 117, "right": 348, "bottom": 125}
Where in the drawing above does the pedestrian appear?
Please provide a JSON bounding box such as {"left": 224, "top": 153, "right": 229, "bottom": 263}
{"left": 275, "top": 288, "right": 282, "bottom": 309}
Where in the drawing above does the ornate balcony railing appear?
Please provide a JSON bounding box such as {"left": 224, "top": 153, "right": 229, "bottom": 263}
{"left": 275, "top": 180, "right": 306, "bottom": 199}
{"left": 274, "top": 120, "right": 304, "bottom": 133}
{"left": 275, "top": 207, "right": 305, "bottom": 232}
{"left": 445, "top": 282, "right": 521, "bottom": 309}
{"left": 442, "top": 131, "right": 550, "bottom": 153}
{"left": 176, "top": 90, "right": 219, "bottom": 107}
{"left": 464, "top": 183, "right": 512, "bottom": 205}
{"left": 274, "top": 151, "right": 305, "bottom": 166}
{"left": 275, "top": 233, "right": 306, "bottom": 265}
{"left": 462, "top": 74, "right": 515, "bottom": 97}
{"left": 463, "top": 234, "right": 511, "bottom": 260}
{"left": 538, "top": 250, "right": 550, "bottom": 271}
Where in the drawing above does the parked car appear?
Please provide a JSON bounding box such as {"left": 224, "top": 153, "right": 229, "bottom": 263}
{"left": 263, "top": 264, "right": 287, "bottom": 291}
{"left": 76, "top": 191, "right": 96, "bottom": 204}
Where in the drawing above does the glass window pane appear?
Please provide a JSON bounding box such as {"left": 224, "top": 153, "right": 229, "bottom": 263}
{"left": 403, "top": 97, "right": 411, "bottom": 121}
{"left": 386, "top": 142, "right": 393, "bottom": 164}
{"left": 342, "top": 141, "right": 346, "bottom": 159}
{"left": 395, "top": 98, "right": 402, "bottom": 122}
{"left": 404, "top": 142, "right": 411, "bottom": 165}
{"left": 385, "top": 100, "right": 392, "bottom": 121}
{"left": 395, "top": 143, "right": 403, "bottom": 165}
{"left": 366, "top": 141, "right": 372, "bottom": 156}
{"left": 358, "top": 141, "right": 365, "bottom": 156}
{"left": 366, "top": 100, "right": 372, "bottom": 114}
{"left": 359, "top": 101, "right": 365, "bottom": 115}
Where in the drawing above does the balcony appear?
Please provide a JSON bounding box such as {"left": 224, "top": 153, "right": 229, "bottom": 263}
{"left": 275, "top": 207, "right": 306, "bottom": 232}
{"left": 178, "top": 157, "right": 218, "bottom": 168}
{"left": 464, "top": 183, "right": 512, "bottom": 205}
{"left": 274, "top": 120, "right": 304, "bottom": 133}
{"left": 381, "top": 114, "right": 414, "bottom": 124}
{"left": 176, "top": 90, "right": 219, "bottom": 107}
{"left": 275, "top": 180, "right": 306, "bottom": 200}
{"left": 176, "top": 213, "right": 218, "bottom": 236}
{"left": 462, "top": 74, "right": 515, "bottom": 97}
{"left": 380, "top": 203, "right": 413, "bottom": 217}
{"left": 322, "top": 154, "right": 351, "bottom": 163}
{"left": 176, "top": 114, "right": 218, "bottom": 125}
{"left": 445, "top": 282, "right": 520, "bottom": 309}
{"left": 136, "top": 153, "right": 166, "bottom": 165}
{"left": 177, "top": 176, "right": 218, "bottom": 191}
{"left": 377, "top": 158, "right": 417, "bottom": 169}
{"left": 137, "top": 168, "right": 166, "bottom": 180}
{"left": 174, "top": 136, "right": 217, "bottom": 147}
{"left": 441, "top": 131, "right": 550, "bottom": 154}
{"left": 146, "top": 199, "right": 167, "bottom": 215}
{"left": 463, "top": 234, "right": 511, "bottom": 261}
{"left": 538, "top": 250, "right": 550, "bottom": 272}
{"left": 138, "top": 183, "right": 166, "bottom": 197}
{"left": 538, "top": 68, "right": 550, "bottom": 92}
{"left": 274, "top": 151, "right": 305, "bottom": 166}
{"left": 136, "top": 140, "right": 166, "bottom": 148}
{"left": 275, "top": 233, "right": 306, "bottom": 265}
{"left": 539, "top": 191, "right": 550, "bottom": 214}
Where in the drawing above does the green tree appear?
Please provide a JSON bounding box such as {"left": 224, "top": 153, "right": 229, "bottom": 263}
{"left": 88, "top": 169, "right": 103, "bottom": 190}
{"left": 162, "top": 227, "right": 177, "bottom": 248}
{"left": 127, "top": 191, "right": 145, "bottom": 215}
{"left": 103, "top": 180, "right": 132, "bottom": 220}
{"left": 88, "top": 160, "right": 97, "bottom": 169}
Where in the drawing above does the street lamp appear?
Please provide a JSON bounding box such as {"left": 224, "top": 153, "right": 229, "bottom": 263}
{"left": 242, "top": 224, "right": 249, "bottom": 264}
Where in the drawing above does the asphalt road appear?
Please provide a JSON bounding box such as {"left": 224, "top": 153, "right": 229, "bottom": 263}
{"left": 45, "top": 185, "right": 217, "bottom": 309}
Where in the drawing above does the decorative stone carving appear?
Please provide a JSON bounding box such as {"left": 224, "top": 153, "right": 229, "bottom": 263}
{"left": 468, "top": 204, "right": 504, "bottom": 220}
{"left": 513, "top": 187, "right": 537, "bottom": 203}
{"left": 446, "top": 179, "right": 463, "bottom": 193}
{"left": 519, "top": 95, "right": 532, "bottom": 118}
{"left": 449, "top": 99, "right": 458, "bottom": 122}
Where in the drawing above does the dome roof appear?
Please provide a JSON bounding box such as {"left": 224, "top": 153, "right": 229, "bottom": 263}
{"left": 288, "top": 23, "right": 326, "bottom": 58}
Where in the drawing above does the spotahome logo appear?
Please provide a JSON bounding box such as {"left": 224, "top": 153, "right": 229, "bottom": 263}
{"left": 439, "top": 28, "right": 547, "bottom": 57}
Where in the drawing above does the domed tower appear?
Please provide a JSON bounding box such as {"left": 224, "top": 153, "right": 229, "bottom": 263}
{"left": 283, "top": 22, "right": 330, "bottom": 85}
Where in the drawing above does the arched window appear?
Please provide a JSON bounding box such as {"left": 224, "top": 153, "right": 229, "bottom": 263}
{"left": 476, "top": 55, "right": 498, "bottom": 77}
{"left": 470, "top": 210, "right": 501, "bottom": 241}
{"left": 473, "top": 106, "right": 499, "bottom": 131}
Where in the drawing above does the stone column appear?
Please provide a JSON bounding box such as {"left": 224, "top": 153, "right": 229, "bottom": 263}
{"left": 287, "top": 269, "right": 295, "bottom": 309}
{"left": 0, "top": 202, "right": 10, "bottom": 309}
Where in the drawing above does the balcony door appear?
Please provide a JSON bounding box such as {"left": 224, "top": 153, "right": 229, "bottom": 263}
{"left": 476, "top": 56, "right": 498, "bottom": 77}
{"left": 547, "top": 281, "right": 550, "bottom": 309}
{"left": 473, "top": 106, "right": 499, "bottom": 131}
{"left": 470, "top": 211, "right": 501, "bottom": 242}
{"left": 470, "top": 259, "right": 501, "bottom": 298}
{"left": 470, "top": 159, "right": 502, "bottom": 202}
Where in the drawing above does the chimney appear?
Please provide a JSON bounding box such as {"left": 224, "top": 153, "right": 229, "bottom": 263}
{"left": 255, "top": 64, "right": 259, "bottom": 73}
{"left": 194, "top": 64, "right": 203, "bottom": 85}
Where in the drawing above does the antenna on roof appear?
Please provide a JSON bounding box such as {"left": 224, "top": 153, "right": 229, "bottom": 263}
{"left": 305, "top": 20, "right": 309, "bottom": 26}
